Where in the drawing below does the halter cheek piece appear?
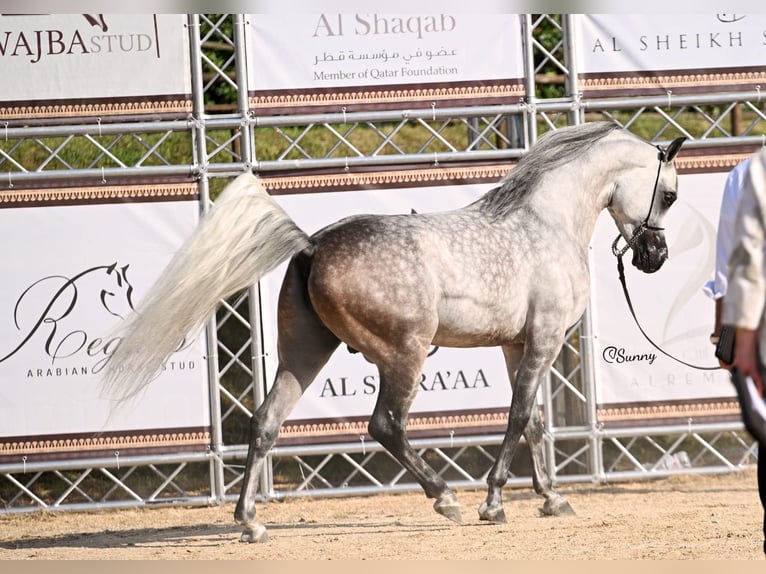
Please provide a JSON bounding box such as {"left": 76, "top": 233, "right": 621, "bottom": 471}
{"left": 610, "top": 146, "right": 666, "bottom": 257}
{"left": 610, "top": 145, "right": 718, "bottom": 371}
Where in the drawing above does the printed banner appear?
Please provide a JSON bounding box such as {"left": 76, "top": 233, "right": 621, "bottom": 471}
{"left": 255, "top": 153, "right": 755, "bottom": 441}
{"left": 246, "top": 5, "right": 525, "bottom": 114}
{"left": 0, "top": 14, "right": 192, "bottom": 121}
{"left": 259, "top": 165, "right": 528, "bottom": 445}
{"left": 0, "top": 182, "right": 210, "bottom": 463}
{"left": 575, "top": 14, "right": 766, "bottom": 97}
{"left": 589, "top": 152, "right": 754, "bottom": 426}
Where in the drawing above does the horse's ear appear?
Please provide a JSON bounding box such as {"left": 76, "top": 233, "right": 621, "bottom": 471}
{"left": 664, "top": 136, "right": 687, "bottom": 163}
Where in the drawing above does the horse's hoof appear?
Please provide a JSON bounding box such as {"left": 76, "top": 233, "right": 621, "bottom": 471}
{"left": 433, "top": 493, "right": 463, "bottom": 524}
{"left": 541, "top": 496, "right": 575, "bottom": 517}
{"left": 239, "top": 524, "right": 269, "bottom": 543}
{"left": 478, "top": 501, "right": 507, "bottom": 524}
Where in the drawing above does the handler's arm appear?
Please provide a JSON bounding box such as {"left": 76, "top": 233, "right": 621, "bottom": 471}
{"left": 724, "top": 150, "right": 766, "bottom": 394}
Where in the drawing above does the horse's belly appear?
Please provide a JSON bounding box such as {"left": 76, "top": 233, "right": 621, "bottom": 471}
{"left": 433, "top": 299, "right": 524, "bottom": 347}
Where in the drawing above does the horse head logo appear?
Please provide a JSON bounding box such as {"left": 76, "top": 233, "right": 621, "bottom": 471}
{"left": 0, "top": 262, "right": 137, "bottom": 365}
{"left": 101, "top": 263, "right": 136, "bottom": 320}
{"left": 82, "top": 14, "right": 108, "bottom": 32}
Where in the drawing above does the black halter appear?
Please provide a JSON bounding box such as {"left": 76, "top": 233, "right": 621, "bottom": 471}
{"left": 611, "top": 146, "right": 667, "bottom": 258}
{"left": 612, "top": 146, "right": 719, "bottom": 371}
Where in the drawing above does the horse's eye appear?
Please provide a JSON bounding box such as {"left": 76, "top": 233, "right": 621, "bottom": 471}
{"left": 663, "top": 191, "right": 677, "bottom": 206}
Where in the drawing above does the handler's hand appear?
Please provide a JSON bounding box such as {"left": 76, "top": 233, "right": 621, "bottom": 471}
{"left": 733, "top": 328, "right": 764, "bottom": 396}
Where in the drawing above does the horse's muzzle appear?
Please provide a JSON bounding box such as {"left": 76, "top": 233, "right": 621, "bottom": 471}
{"left": 631, "top": 229, "right": 668, "bottom": 273}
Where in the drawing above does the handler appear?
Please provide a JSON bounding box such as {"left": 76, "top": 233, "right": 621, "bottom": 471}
{"left": 711, "top": 148, "right": 766, "bottom": 556}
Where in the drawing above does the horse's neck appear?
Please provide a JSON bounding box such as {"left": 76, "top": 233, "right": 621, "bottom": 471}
{"left": 526, "top": 133, "right": 650, "bottom": 248}
{"left": 525, "top": 164, "right": 613, "bottom": 249}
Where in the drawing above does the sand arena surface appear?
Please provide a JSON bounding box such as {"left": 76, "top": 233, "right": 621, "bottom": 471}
{"left": 0, "top": 469, "right": 764, "bottom": 560}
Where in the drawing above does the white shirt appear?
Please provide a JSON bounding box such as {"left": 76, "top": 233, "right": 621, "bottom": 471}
{"left": 723, "top": 149, "right": 766, "bottom": 335}
{"left": 703, "top": 157, "right": 753, "bottom": 300}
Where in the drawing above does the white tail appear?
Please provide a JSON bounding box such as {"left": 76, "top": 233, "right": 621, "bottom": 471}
{"left": 102, "top": 172, "right": 311, "bottom": 403}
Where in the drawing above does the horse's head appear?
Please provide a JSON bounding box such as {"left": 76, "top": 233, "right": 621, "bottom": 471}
{"left": 608, "top": 135, "right": 687, "bottom": 273}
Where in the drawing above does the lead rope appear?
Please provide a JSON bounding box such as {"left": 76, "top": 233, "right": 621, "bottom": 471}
{"left": 615, "top": 254, "right": 719, "bottom": 370}
{"left": 613, "top": 145, "right": 720, "bottom": 371}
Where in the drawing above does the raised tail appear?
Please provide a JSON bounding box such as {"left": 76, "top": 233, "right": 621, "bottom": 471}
{"left": 102, "top": 172, "right": 311, "bottom": 403}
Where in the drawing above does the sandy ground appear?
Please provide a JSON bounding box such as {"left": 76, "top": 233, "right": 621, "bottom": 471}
{"left": 0, "top": 469, "right": 764, "bottom": 560}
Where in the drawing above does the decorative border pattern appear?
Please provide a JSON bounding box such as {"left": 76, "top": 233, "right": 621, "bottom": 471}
{"left": 676, "top": 151, "right": 760, "bottom": 175}
{"left": 0, "top": 98, "right": 193, "bottom": 121}
{"left": 250, "top": 81, "right": 524, "bottom": 114}
{"left": 579, "top": 68, "right": 766, "bottom": 97}
{"left": 597, "top": 399, "right": 740, "bottom": 424}
{"left": 0, "top": 429, "right": 211, "bottom": 461}
{"left": 261, "top": 163, "right": 514, "bottom": 195}
{"left": 0, "top": 182, "right": 199, "bottom": 208}
{"left": 259, "top": 150, "right": 761, "bottom": 195}
{"left": 277, "top": 410, "right": 510, "bottom": 444}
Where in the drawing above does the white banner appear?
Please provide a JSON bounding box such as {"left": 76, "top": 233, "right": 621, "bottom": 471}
{"left": 575, "top": 14, "right": 766, "bottom": 97}
{"left": 0, "top": 184, "right": 210, "bottom": 462}
{"left": 259, "top": 168, "right": 525, "bottom": 444}
{"left": 246, "top": 4, "right": 525, "bottom": 113}
{"left": 256, "top": 156, "right": 751, "bottom": 440}
{"left": 0, "top": 14, "right": 192, "bottom": 121}
{"left": 590, "top": 162, "right": 741, "bottom": 424}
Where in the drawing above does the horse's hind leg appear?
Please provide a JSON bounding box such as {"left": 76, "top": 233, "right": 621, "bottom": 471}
{"left": 235, "top": 368, "right": 303, "bottom": 543}
{"left": 368, "top": 363, "right": 462, "bottom": 524}
{"left": 234, "top": 262, "right": 340, "bottom": 543}
{"left": 525, "top": 405, "right": 575, "bottom": 517}
{"left": 235, "top": 343, "right": 339, "bottom": 543}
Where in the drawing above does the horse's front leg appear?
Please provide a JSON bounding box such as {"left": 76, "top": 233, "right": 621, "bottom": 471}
{"left": 368, "top": 361, "right": 463, "bottom": 525}
{"left": 478, "top": 338, "right": 561, "bottom": 523}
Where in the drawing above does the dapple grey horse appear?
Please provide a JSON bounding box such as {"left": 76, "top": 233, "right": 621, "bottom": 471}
{"left": 103, "top": 121, "right": 686, "bottom": 542}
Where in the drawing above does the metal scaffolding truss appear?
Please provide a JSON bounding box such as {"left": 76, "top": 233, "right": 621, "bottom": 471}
{"left": 0, "top": 13, "right": 758, "bottom": 515}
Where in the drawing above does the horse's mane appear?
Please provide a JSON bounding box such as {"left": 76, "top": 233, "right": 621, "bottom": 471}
{"left": 476, "top": 121, "right": 622, "bottom": 218}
